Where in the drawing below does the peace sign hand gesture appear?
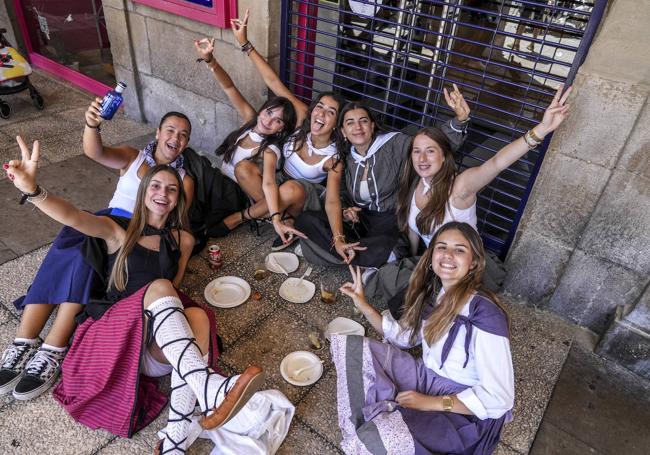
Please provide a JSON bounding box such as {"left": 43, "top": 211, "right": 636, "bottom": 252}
{"left": 230, "top": 9, "right": 250, "bottom": 46}
{"left": 339, "top": 265, "right": 368, "bottom": 311}
{"left": 4, "top": 136, "right": 40, "bottom": 194}
{"left": 443, "top": 83, "right": 471, "bottom": 122}
{"left": 536, "top": 85, "right": 572, "bottom": 137}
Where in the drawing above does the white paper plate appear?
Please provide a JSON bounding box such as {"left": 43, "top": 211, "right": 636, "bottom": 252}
{"left": 265, "top": 252, "right": 299, "bottom": 274}
{"left": 325, "top": 317, "right": 365, "bottom": 340}
{"left": 204, "top": 276, "right": 251, "bottom": 308}
{"left": 280, "top": 351, "right": 323, "bottom": 386}
{"left": 279, "top": 278, "right": 315, "bottom": 304}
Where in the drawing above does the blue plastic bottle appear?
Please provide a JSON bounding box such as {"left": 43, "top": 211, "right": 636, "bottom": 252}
{"left": 99, "top": 81, "right": 127, "bottom": 120}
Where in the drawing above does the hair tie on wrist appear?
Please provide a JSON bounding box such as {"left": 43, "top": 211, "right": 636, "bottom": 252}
{"left": 85, "top": 120, "right": 101, "bottom": 132}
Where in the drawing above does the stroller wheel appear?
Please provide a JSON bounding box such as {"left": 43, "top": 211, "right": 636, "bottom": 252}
{"left": 31, "top": 93, "right": 44, "bottom": 110}
{"left": 0, "top": 101, "right": 11, "bottom": 119}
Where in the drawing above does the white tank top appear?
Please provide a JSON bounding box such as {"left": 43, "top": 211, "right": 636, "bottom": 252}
{"left": 408, "top": 191, "right": 477, "bottom": 247}
{"left": 219, "top": 143, "right": 281, "bottom": 182}
{"left": 108, "top": 150, "right": 186, "bottom": 213}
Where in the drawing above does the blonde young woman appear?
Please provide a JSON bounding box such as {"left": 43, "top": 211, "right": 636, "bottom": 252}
{"left": 334, "top": 222, "right": 514, "bottom": 454}
{"left": 4, "top": 137, "right": 263, "bottom": 454}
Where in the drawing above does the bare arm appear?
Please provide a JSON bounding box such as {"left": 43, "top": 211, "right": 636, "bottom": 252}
{"left": 324, "top": 162, "right": 366, "bottom": 263}
{"left": 173, "top": 230, "right": 195, "bottom": 288}
{"left": 231, "top": 10, "right": 309, "bottom": 125}
{"left": 451, "top": 85, "right": 572, "bottom": 209}
{"left": 194, "top": 38, "right": 257, "bottom": 123}
{"left": 6, "top": 137, "right": 122, "bottom": 247}
{"left": 83, "top": 98, "right": 138, "bottom": 171}
{"left": 396, "top": 391, "right": 474, "bottom": 415}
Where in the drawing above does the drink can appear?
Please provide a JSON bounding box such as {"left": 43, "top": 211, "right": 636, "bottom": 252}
{"left": 208, "top": 244, "right": 222, "bottom": 269}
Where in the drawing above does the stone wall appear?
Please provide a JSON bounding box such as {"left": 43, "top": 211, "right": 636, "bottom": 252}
{"left": 101, "top": 0, "right": 277, "bottom": 154}
{"left": 504, "top": 0, "right": 650, "bottom": 378}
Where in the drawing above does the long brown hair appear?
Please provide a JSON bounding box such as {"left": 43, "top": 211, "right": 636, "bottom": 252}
{"left": 396, "top": 127, "right": 456, "bottom": 234}
{"left": 399, "top": 221, "right": 509, "bottom": 346}
{"left": 108, "top": 165, "right": 188, "bottom": 291}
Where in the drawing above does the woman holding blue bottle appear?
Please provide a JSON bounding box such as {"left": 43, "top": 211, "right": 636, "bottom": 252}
{"left": 1, "top": 100, "right": 200, "bottom": 402}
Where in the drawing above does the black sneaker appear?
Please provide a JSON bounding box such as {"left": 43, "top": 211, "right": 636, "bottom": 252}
{"left": 271, "top": 235, "right": 299, "bottom": 251}
{"left": 0, "top": 341, "right": 39, "bottom": 394}
{"left": 13, "top": 346, "right": 66, "bottom": 400}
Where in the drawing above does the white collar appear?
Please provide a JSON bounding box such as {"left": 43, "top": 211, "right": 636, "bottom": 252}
{"left": 350, "top": 132, "right": 398, "bottom": 165}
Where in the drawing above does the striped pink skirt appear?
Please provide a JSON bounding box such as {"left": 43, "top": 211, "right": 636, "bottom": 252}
{"left": 53, "top": 285, "right": 219, "bottom": 438}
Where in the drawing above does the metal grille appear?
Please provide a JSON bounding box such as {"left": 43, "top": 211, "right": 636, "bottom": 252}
{"left": 280, "top": 0, "right": 607, "bottom": 258}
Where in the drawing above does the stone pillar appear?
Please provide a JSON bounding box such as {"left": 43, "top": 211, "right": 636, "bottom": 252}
{"left": 504, "top": 0, "right": 650, "bottom": 377}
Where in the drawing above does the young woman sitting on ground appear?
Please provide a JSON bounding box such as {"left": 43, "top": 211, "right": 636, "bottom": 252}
{"left": 335, "top": 222, "right": 514, "bottom": 454}
{"left": 193, "top": 33, "right": 297, "bottom": 237}
{"left": 4, "top": 136, "right": 263, "bottom": 454}
{"left": 364, "top": 85, "right": 571, "bottom": 316}
{"left": 0, "top": 105, "right": 196, "bottom": 402}
{"left": 294, "top": 85, "right": 470, "bottom": 267}
{"left": 198, "top": 10, "right": 346, "bottom": 251}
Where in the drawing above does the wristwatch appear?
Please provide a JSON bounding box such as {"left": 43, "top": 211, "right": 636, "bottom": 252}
{"left": 442, "top": 395, "right": 454, "bottom": 412}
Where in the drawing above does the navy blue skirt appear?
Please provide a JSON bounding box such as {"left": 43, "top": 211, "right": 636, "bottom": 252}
{"left": 14, "top": 208, "right": 132, "bottom": 310}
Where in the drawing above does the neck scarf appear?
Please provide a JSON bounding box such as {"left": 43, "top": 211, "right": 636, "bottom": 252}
{"left": 143, "top": 141, "right": 184, "bottom": 170}
{"left": 306, "top": 133, "right": 337, "bottom": 157}
{"left": 142, "top": 224, "right": 180, "bottom": 280}
{"left": 350, "top": 132, "right": 398, "bottom": 165}
{"left": 237, "top": 129, "right": 265, "bottom": 145}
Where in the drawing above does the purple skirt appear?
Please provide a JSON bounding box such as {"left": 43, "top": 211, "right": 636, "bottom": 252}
{"left": 331, "top": 335, "right": 508, "bottom": 455}
{"left": 53, "top": 285, "right": 219, "bottom": 438}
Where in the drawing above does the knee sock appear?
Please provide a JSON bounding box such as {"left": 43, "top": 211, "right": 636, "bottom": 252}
{"left": 148, "top": 297, "right": 238, "bottom": 414}
{"left": 160, "top": 362, "right": 202, "bottom": 454}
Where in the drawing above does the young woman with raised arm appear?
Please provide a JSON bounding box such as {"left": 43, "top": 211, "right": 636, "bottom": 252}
{"left": 4, "top": 137, "right": 263, "bottom": 453}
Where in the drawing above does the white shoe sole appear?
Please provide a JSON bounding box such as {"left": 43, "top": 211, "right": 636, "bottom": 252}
{"left": 12, "top": 373, "right": 59, "bottom": 401}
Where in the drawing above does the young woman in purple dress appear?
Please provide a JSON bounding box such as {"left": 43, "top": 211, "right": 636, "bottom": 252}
{"left": 334, "top": 222, "right": 514, "bottom": 454}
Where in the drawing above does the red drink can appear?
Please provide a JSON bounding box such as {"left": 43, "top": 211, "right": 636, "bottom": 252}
{"left": 208, "top": 244, "right": 222, "bottom": 270}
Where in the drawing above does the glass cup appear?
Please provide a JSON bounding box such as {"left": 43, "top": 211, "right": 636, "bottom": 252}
{"left": 253, "top": 254, "right": 269, "bottom": 281}
{"left": 320, "top": 276, "right": 338, "bottom": 304}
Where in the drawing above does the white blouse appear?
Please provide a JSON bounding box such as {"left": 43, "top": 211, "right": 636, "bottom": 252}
{"left": 219, "top": 142, "right": 281, "bottom": 183}
{"left": 381, "top": 292, "right": 514, "bottom": 420}
{"left": 408, "top": 189, "right": 477, "bottom": 247}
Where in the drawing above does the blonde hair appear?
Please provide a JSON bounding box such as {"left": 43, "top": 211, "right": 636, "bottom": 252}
{"left": 108, "top": 165, "right": 187, "bottom": 291}
{"left": 399, "top": 222, "right": 509, "bottom": 346}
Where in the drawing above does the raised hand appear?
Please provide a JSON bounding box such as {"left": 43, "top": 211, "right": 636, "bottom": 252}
{"left": 230, "top": 9, "right": 250, "bottom": 46}
{"left": 194, "top": 37, "right": 215, "bottom": 61}
{"left": 443, "top": 83, "right": 470, "bottom": 122}
{"left": 536, "top": 85, "right": 571, "bottom": 137}
{"left": 4, "top": 136, "right": 40, "bottom": 194}
{"left": 85, "top": 97, "right": 104, "bottom": 128}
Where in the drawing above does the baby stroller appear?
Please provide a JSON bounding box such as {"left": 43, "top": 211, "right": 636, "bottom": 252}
{"left": 0, "top": 28, "right": 44, "bottom": 119}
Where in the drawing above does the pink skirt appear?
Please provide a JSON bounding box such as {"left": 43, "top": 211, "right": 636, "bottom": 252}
{"left": 53, "top": 284, "right": 219, "bottom": 438}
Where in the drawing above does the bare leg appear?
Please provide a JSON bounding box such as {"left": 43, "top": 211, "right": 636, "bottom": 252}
{"left": 16, "top": 304, "right": 55, "bottom": 340}
{"left": 278, "top": 180, "right": 307, "bottom": 219}
{"left": 43, "top": 303, "right": 82, "bottom": 347}
{"left": 234, "top": 161, "right": 264, "bottom": 202}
